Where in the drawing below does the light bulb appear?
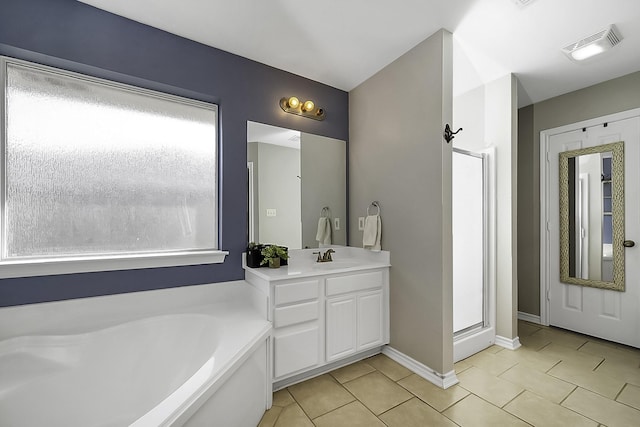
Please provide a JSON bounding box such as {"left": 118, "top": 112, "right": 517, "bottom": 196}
{"left": 302, "top": 100, "right": 315, "bottom": 112}
{"left": 288, "top": 96, "right": 300, "bottom": 109}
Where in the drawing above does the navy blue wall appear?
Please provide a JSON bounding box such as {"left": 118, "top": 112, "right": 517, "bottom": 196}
{"left": 0, "top": 0, "right": 349, "bottom": 306}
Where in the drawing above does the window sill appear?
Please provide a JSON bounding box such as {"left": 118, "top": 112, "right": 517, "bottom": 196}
{"left": 0, "top": 250, "right": 229, "bottom": 279}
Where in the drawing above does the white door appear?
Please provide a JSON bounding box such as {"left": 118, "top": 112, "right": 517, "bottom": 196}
{"left": 546, "top": 116, "right": 640, "bottom": 347}
{"left": 356, "top": 290, "right": 384, "bottom": 350}
{"left": 325, "top": 296, "right": 356, "bottom": 362}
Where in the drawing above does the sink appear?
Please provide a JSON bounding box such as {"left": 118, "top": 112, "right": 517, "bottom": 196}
{"left": 312, "top": 260, "right": 361, "bottom": 270}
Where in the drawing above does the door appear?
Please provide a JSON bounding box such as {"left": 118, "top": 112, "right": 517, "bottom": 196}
{"left": 325, "top": 296, "right": 356, "bottom": 362}
{"left": 546, "top": 116, "right": 640, "bottom": 347}
{"left": 452, "top": 148, "right": 495, "bottom": 361}
{"left": 356, "top": 290, "right": 384, "bottom": 350}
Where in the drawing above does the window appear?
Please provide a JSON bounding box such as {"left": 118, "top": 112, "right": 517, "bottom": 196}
{"left": 0, "top": 57, "right": 225, "bottom": 278}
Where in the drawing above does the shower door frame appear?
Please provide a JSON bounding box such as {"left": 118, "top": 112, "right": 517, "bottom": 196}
{"left": 452, "top": 147, "right": 496, "bottom": 362}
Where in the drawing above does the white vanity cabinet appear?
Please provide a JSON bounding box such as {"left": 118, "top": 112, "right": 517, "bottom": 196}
{"left": 271, "top": 279, "right": 322, "bottom": 379}
{"left": 325, "top": 271, "right": 385, "bottom": 362}
{"left": 244, "top": 248, "right": 390, "bottom": 387}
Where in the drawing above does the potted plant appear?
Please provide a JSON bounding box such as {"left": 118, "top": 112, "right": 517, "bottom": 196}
{"left": 246, "top": 242, "right": 264, "bottom": 268}
{"left": 261, "top": 244, "right": 289, "bottom": 268}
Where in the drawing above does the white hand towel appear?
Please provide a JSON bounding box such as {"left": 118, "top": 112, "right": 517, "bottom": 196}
{"left": 363, "top": 215, "right": 381, "bottom": 251}
{"left": 316, "top": 217, "right": 332, "bottom": 245}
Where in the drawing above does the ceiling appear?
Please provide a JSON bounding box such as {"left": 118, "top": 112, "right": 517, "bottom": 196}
{"left": 247, "top": 121, "right": 300, "bottom": 150}
{"left": 78, "top": 0, "right": 640, "bottom": 107}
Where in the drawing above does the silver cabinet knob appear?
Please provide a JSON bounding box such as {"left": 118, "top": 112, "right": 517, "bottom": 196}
{"left": 623, "top": 240, "right": 635, "bottom": 248}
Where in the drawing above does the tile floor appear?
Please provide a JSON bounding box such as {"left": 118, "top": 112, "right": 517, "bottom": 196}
{"left": 258, "top": 320, "right": 640, "bottom": 426}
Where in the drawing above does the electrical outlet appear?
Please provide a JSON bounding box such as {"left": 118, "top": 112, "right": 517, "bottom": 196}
{"left": 334, "top": 217, "right": 340, "bottom": 230}
{"left": 266, "top": 208, "right": 276, "bottom": 217}
{"left": 358, "top": 217, "right": 365, "bottom": 231}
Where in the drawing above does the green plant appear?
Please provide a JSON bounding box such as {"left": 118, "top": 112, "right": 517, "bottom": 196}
{"left": 260, "top": 245, "right": 289, "bottom": 265}
{"left": 247, "top": 241, "right": 257, "bottom": 251}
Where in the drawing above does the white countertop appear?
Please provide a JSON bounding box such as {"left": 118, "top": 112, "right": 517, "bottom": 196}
{"left": 243, "top": 246, "right": 390, "bottom": 281}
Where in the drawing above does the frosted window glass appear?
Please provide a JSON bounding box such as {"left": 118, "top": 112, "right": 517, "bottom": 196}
{"left": 4, "top": 63, "right": 217, "bottom": 259}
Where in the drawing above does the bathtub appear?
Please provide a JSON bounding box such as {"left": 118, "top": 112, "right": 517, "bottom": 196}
{"left": 0, "top": 281, "right": 272, "bottom": 427}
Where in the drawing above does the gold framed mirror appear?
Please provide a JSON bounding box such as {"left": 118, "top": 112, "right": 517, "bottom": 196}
{"left": 559, "top": 141, "right": 625, "bottom": 291}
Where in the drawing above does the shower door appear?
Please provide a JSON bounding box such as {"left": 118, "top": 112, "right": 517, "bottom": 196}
{"left": 453, "top": 149, "right": 492, "bottom": 360}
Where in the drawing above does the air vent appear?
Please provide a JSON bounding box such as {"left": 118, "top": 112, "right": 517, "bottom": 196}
{"left": 563, "top": 25, "right": 622, "bottom": 62}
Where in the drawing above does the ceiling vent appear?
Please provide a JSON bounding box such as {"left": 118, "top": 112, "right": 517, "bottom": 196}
{"left": 563, "top": 25, "right": 622, "bottom": 62}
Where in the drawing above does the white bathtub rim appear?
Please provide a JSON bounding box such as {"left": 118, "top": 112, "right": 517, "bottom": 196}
{"left": 0, "top": 280, "right": 264, "bottom": 342}
{"left": 132, "top": 321, "right": 272, "bottom": 427}
{"left": 0, "top": 313, "right": 216, "bottom": 354}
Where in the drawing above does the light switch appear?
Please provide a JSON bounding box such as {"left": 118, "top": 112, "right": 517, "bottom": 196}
{"left": 358, "top": 217, "right": 365, "bottom": 231}
{"left": 334, "top": 218, "right": 340, "bottom": 230}
{"left": 266, "top": 209, "right": 277, "bottom": 217}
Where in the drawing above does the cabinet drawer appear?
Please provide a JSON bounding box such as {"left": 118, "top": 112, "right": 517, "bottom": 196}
{"left": 274, "top": 280, "right": 319, "bottom": 306}
{"left": 326, "top": 271, "right": 383, "bottom": 296}
{"left": 274, "top": 327, "right": 319, "bottom": 378}
{"left": 274, "top": 301, "right": 319, "bottom": 328}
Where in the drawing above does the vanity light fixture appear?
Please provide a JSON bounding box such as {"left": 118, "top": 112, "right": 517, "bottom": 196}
{"left": 563, "top": 25, "right": 622, "bottom": 62}
{"left": 280, "top": 96, "right": 325, "bottom": 121}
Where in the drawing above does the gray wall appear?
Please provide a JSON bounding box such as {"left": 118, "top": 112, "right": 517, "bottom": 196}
{"left": 300, "top": 133, "right": 347, "bottom": 248}
{"left": 518, "top": 71, "right": 640, "bottom": 316}
{"left": 349, "top": 30, "right": 454, "bottom": 374}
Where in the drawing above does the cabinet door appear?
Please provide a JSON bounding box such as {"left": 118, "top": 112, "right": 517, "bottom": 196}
{"left": 274, "top": 327, "right": 319, "bottom": 379}
{"left": 357, "top": 290, "right": 384, "bottom": 350}
{"left": 326, "top": 296, "right": 356, "bottom": 362}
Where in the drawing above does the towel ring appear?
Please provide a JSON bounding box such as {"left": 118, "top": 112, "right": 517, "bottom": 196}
{"left": 367, "top": 201, "right": 380, "bottom": 216}
{"left": 321, "top": 206, "right": 331, "bottom": 217}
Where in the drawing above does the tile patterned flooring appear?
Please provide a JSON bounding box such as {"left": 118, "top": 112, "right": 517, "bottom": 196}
{"left": 258, "top": 321, "right": 640, "bottom": 426}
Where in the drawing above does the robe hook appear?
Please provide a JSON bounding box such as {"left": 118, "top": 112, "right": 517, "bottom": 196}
{"left": 443, "top": 124, "right": 463, "bottom": 143}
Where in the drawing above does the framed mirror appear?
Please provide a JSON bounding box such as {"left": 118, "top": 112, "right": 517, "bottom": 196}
{"left": 559, "top": 141, "right": 625, "bottom": 291}
{"left": 247, "top": 121, "right": 347, "bottom": 249}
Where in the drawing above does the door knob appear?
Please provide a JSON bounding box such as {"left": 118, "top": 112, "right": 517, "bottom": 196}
{"left": 623, "top": 240, "right": 635, "bottom": 248}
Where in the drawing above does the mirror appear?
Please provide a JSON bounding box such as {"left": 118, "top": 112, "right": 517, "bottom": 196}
{"left": 559, "top": 141, "right": 625, "bottom": 291}
{"left": 247, "top": 121, "right": 346, "bottom": 249}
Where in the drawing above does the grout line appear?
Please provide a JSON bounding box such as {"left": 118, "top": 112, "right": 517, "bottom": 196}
{"left": 439, "top": 410, "right": 463, "bottom": 427}
{"left": 557, "top": 385, "right": 577, "bottom": 406}
{"left": 592, "top": 357, "right": 605, "bottom": 372}
{"left": 311, "top": 399, "right": 358, "bottom": 421}
{"left": 613, "top": 382, "right": 627, "bottom": 402}
{"left": 559, "top": 388, "right": 602, "bottom": 426}
{"left": 501, "top": 389, "right": 526, "bottom": 409}
{"left": 375, "top": 395, "right": 413, "bottom": 418}
{"left": 283, "top": 388, "right": 315, "bottom": 422}
{"left": 537, "top": 341, "right": 553, "bottom": 352}
{"left": 544, "top": 358, "right": 562, "bottom": 373}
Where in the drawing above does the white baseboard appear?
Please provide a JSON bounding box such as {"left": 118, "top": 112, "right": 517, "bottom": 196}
{"left": 382, "top": 346, "right": 458, "bottom": 389}
{"left": 518, "top": 311, "right": 541, "bottom": 324}
{"left": 495, "top": 335, "right": 521, "bottom": 350}
{"left": 453, "top": 326, "right": 495, "bottom": 363}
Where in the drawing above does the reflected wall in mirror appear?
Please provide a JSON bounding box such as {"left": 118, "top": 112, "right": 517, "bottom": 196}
{"left": 247, "top": 121, "right": 346, "bottom": 249}
{"left": 559, "top": 141, "right": 625, "bottom": 291}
